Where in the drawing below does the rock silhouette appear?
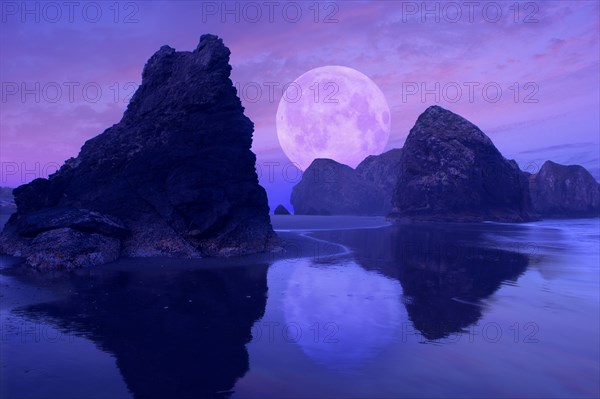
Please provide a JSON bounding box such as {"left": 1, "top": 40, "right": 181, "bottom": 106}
{"left": 291, "top": 159, "right": 388, "bottom": 215}
{"left": 0, "top": 187, "right": 15, "bottom": 216}
{"left": 291, "top": 106, "right": 540, "bottom": 221}
{"left": 529, "top": 160, "right": 600, "bottom": 217}
{"left": 356, "top": 148, "right": 403, "bottom": 211}
{"left": 390, "top": 106, "right": 537, "bottom": 222}
{"left": 292, "top": 106, "right": 598, "bottom": 221}
{"left": 0, "top": 35, "right": 276, "bottom": 269}
{"left": 273, "top": 204, "right": 291, "bottom": 215}
{"left": 290, "top": 149, "right": 402, "bottom": 215}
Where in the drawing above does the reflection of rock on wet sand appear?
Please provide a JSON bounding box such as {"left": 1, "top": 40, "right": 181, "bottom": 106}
{"left": 16, "top": 263, "right": 269, "bottom": 398}
{"left": 311, "top": 223, "right": 529, "bottom": 340}
{"left": 282, "top": 260, "right": 403, "bottom": 368}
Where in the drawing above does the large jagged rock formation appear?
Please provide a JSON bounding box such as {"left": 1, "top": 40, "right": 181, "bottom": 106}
{"left": 356, "top": 148, "right": 403, "bottom": 208}
{"left": 390, "top": 106, "right": 537, "bottom": 222}
{"left": 0, "top": 34, "right": 276, "bottom": 269}
{"left": 529, "top": 161, "right": 600, "bottom": 217}
{"left": 290, "top": 149, "right": 402, "bottom": 216}
{"left": 291, "top": 159, "right": 388, "bottom": 215}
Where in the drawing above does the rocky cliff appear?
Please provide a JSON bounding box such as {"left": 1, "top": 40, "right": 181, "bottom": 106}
{"left": 290, "top": 149, "right": 401, "bottom": 216}
{"left": 0, "top": 187, "right": 15, "bottom": 216}
{"left": 529, "top": 161, "right": 600, "bottom": 217}
{"left": 291, "top": 159, "right": 388, "bottom": 215}
{"left": 290, "top": 107, "right": 599, "bottom": 222}
{"left": 356, "top": 148, "right": 403, "bottom": 212}
{"left": 390, "top": 106, "right": 537, "bottom": 222}
{"left": 0, "top": 34, "right": 276, "bottom": 269}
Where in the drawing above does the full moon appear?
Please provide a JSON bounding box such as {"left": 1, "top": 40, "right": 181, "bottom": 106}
{"left": 276, "top": 65, "right": 391, "bottom": 170}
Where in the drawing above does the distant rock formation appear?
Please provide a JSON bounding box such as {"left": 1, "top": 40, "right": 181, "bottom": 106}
{"left": 290, "top": 107, "right": 598, "bottom": 222}
{"left": 0, "top": 187, "right": 16, "bottom": 216}
{"left": 290, "top": 149, "right": 402, "bottom": 216}
{"left": 0, "top": 35, "right": 276, "bottom": 269}
{"left": 390, "top": 106, "right": 537, "bottom": 222}
{"left": 291, "top": 159, "right": 388, "bottom": 215}
{"left": 356, "top": 148, "right": 403, "bottom": 212}
{"left": 273, "top": 204, "right": 291, "bottom": 215}
{"left": 529, "top": 161, "right": 600, "bottom": 217}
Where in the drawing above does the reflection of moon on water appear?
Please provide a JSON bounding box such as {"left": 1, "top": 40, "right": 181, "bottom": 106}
{"left": 283, "top": 260, "right": 403, "bottom": 369}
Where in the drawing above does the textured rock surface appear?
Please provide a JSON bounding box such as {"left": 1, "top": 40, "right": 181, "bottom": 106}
{"left": 0, "top": 187, "right": 15, "bottom": 215}
{"left": 291, "top": 159, "right": 387, "bottom": 215}
{"left": 26, "top": 228, "right": 122, "bottom": 270}
{"left": 356, "top": 149, "right": 403, "bottom": 213}
{"left": 529, "top": 161, "right": 600, "bottom": 217}
{"left": 273, "top": 204, "right": 291, "bottom": 215}
{"left": 390, "top": 106, "right": 537, "bottom": 222}
{"left": 0, "top": 34, "right": 276, "bottom": 269}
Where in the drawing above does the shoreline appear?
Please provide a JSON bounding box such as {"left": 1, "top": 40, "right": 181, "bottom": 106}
{"left": 0, "top": 215, "right": 392, "bottom": 274}
{"left": 0, "top": 215, "right": 598, "bottom": 275}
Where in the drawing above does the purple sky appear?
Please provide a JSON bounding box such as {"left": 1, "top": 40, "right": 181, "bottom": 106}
{"left": 1, "top": 1, "right": 599, "bottom": 211}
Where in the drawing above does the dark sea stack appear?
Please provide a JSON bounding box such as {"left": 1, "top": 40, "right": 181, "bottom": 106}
{"left": 390, "top": 106, "right": 537, "bottom": 222}
{"left": 356, "top": 148, "right": 403, "bottom": 213}
{"left": 273, "top": 204, "right": 291, "bottom": 215}
{"left": 0, "top": 34, "right": 276, "bottom": 269}
{"left": 291, "top": 159, "right": 386, "bottom": 215}
{"left": 529, "top": 161, "right": 600, "bottom": 217}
